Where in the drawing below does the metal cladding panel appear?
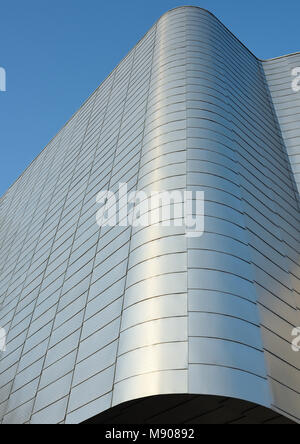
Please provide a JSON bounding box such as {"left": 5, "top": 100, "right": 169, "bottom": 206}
{"left": 0, "top": 6, "right": 299, "bottom": 424}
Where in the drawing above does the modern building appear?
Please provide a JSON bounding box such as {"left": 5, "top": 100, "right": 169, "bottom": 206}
{"left": 0, "top": 6, "right": 299, "bottom": 424}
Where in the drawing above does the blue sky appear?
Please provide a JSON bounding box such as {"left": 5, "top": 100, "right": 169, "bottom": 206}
{"left": 0, "top": 0, "right": 299, "bottom": 196}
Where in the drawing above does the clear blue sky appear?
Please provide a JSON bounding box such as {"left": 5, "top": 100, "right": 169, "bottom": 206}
{"left": 0, "top": 0, "right": 299, "bottom": 196}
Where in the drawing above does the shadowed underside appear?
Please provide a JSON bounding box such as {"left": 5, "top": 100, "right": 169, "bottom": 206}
{"left": 83, "top": 394, "right": 296, "bottom": 425}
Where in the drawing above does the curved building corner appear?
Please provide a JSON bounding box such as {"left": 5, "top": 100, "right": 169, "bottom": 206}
{"left": 0, "top": 6, "right": 299, "bottom": 424}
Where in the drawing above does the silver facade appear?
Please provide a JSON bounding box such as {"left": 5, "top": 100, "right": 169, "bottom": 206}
{"left": 0, "top": 6, "right": 299, "bottom": 424}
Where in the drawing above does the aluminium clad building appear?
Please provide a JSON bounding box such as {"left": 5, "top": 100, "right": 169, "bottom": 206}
{"left": 0, "top": 6, "right": 299, "bottom": 424}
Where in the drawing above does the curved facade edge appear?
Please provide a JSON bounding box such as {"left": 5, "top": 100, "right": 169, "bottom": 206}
{"left": 0, "top": 6, "right": 299, "bottom": 425}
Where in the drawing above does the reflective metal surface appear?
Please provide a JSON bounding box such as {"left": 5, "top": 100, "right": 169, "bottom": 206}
{"left": 0, "top": 6, "right": 299, "bottom": 424}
